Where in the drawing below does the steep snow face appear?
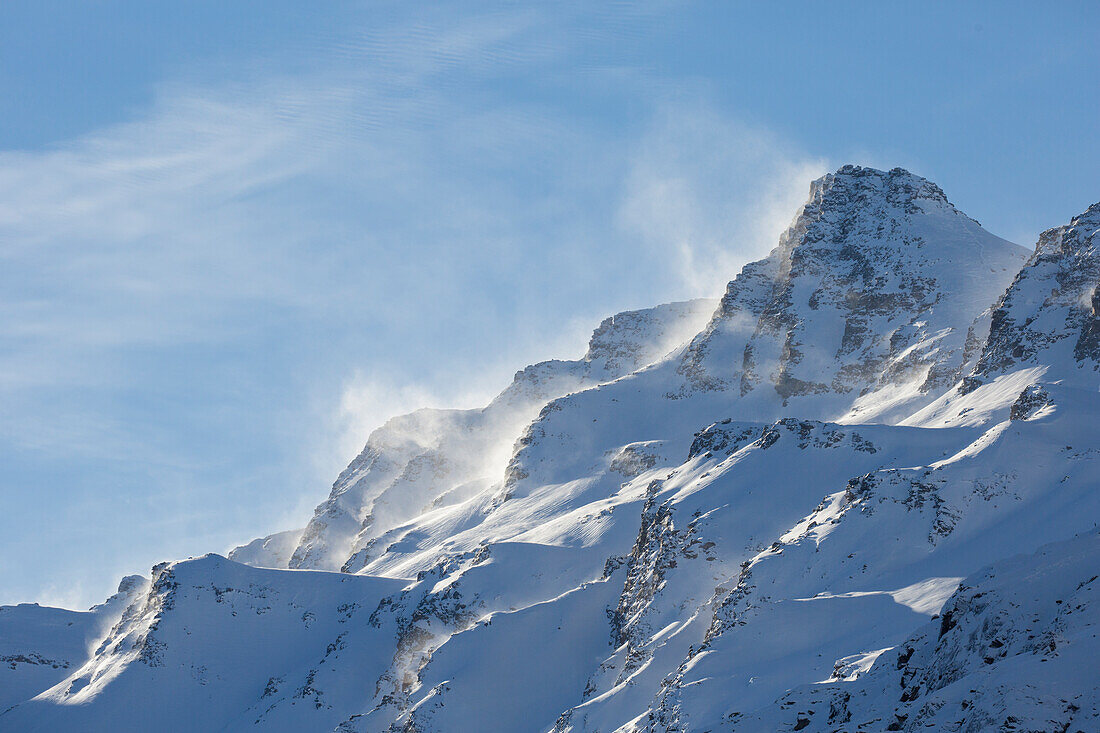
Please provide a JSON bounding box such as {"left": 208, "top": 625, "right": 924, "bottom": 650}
{"left": 970, "top": 201, "right": 1100, "bottom": 387}
{"left": 599, "top": 202, "right": 1099, "bottom": 732}
{"left": 287, "top": 298, "right": 716, "bottom": 573}
{"left": 679, "top": 165, "right": 1027, "bottom": 414}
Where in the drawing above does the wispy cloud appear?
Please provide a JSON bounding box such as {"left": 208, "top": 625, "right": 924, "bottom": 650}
{"left": 0, "top": 11, "right": 576, "bottom": 432}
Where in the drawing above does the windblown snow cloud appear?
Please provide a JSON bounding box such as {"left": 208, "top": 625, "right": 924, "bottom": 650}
{"left": 619, "top": 104, "right": 830, "bottom": 297}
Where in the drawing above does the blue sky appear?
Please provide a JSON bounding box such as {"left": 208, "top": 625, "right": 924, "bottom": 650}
{"left": 2, "top": 1, "right": 1097, "bottom": 609}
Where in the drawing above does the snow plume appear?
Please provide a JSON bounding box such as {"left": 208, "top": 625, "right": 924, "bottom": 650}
{"left": 332, "top": 370, "right": 496, "bottom": 467}
{"left": 1079, "top": 283, "right": 1098, "bottom": 313}
{"left": 619, "top": 103, "right": 830, "bottom": 298}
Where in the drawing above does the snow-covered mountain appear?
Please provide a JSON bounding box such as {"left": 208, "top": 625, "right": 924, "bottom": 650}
{"left": 4, "top": 166, "right": 1098, "bottom": 733}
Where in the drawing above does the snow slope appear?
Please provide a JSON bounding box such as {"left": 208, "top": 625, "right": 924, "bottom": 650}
{"left": 735, "top": 532, "right": 1100, "bottom": 732}
{"left": 3, "top": 166, "right": 1097, "bottom": 733}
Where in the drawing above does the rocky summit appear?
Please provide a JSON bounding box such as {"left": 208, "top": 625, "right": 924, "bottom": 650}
{"left": 4, "top": 166, "right": 1099, "bottom": 732}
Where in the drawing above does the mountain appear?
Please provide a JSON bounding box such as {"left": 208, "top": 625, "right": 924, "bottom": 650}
{"left": 3, "top": 166, "right": 1098, "bottom": 733}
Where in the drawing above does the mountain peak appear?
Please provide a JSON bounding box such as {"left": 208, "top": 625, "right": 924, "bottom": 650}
{"left": 678, "top": 164, "right": 1026, "bottom": 408}
{"left": 809, "top": 165, "right": 951, "bottom": 216}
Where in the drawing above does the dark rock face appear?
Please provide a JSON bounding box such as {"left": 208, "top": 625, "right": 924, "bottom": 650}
{"left": 1010, "top": 384, "right": 1052, "bottom": 421}
{"left": 687, "top": 419, "right": 756, "bottom": 459}
{"left": 688, "top": 418, "right": 878, "bottom": 461}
